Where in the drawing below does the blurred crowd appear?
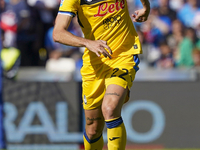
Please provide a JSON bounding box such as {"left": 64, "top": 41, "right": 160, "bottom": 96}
{"left": 133, "top": 0, "right": 200, "bottom": 68}
{"left": 0, "top": 0, "right": 82, "bottom": 67}
{"left": 1, "top": 0, "right": 200, "bottom": 71}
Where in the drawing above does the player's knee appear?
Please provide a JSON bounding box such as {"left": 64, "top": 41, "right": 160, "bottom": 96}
{"left": 86, "top": 127, "right": 102, "bottom": 140}
{"left": 102, "top": 95, "right": 123, "bottom": 120}
{"left": 85, "top": 119, "right": 104, "bottom": 140}
{"left": 102, "top": 103, "right": 116, "bottom": 119}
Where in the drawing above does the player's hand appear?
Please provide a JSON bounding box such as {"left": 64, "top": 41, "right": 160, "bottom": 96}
{"left": 85, "top": 40, "right": 112, "bottom": 59}
{"left": 132, "top": 7, "right": 150, "bottom": 22}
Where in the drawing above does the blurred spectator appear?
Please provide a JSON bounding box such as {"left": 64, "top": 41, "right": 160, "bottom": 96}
{"left": 25, "top": 0, "right": 60, "bottom": 66}
{"left": 1, "top": 28, "right": 20, "bottom": 79}
{"left": 45, "top": 17, "right": 83, "bottom": 60}
{"left": 45, "top": 20, "right": 81, "bottom": 60}
{"left": 26, "top": 0, "right": 59, "bottom": 41}
{"left": 0, "top": 0, "right": 17, "bottom": 48}
{"left": 177, "top": 0, "right": 200, "bottom": 28}
{"left": 140, "top": 8, "right": 170, "bottom": 66}
{"left": 12, "top": 0, "right": 39, "bottom": 66}
{"left": 177, "top": 28, "right": 199, "bottom": 67}
{"left": 45, "top": 17, "right": 83, "bottom": 73}
{"left": 158, "top": 0, "right": 177, "bottom": 24}
{"left": 156, "top": 40, "right": 175, "bottom": 69}
{"left": 167, "top": 19, "right": 184, "bottom": 64}
{"left": 141, "top": 12, "right": 166, "bottom": 47}
{"left": 0, "top": 0, "right": 5, "bottom": 12}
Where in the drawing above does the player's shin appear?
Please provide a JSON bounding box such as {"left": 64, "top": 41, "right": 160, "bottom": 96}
{"left": 105, "top": 117, "right": 126, "bottom": 150}
{"left": 83, "top": 130, "right": 104, "bottom": 150}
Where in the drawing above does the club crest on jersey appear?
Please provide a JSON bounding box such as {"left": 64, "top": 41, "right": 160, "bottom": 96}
{"left": 60, "top": 0, "right": 65, "bottom": 6}
{"left": 94, "top": 0, "right": 125, "bottom": 17}
{"left": 134, "top": 44, "right": 138, "bottom": 49}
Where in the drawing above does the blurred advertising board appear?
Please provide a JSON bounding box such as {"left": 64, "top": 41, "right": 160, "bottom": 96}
{"left": 2, "top": 67, "right": 200, "bottom": 149}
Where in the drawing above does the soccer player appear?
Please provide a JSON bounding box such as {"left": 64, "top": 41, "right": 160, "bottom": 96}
{"left": 53, "top": 0, "right": 150, "bottom": 149}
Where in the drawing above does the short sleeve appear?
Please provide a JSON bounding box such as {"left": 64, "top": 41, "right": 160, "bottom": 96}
{"left": 58, "top": 0, "right": 79, "bottom": 17}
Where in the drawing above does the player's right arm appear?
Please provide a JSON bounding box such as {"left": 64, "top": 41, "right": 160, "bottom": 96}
{"left": 53, "top": 14, "right": 112, "bottom": 58}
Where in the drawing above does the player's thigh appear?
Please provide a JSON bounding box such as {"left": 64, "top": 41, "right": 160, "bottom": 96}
{"left": 84, "top": 107, "right": 105, "bottom": 138}
{"left": 102, "top": 84, "right": 128, "bottom": 120}
{"left": 81, "top": 64, "right": 105, "bottom": 110}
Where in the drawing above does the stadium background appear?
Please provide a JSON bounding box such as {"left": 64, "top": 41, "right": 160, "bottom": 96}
{"left": 1, "top": 0, "right": 200, "bottom": 149}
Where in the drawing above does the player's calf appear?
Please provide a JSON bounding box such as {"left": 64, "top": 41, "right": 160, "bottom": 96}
{"left": 83, "top": 108, "right": 105, "bottom": 150}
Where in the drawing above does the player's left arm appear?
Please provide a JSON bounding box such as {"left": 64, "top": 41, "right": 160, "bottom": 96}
{"left": 132, "top": 0, "right": 150, "bottom": 22}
